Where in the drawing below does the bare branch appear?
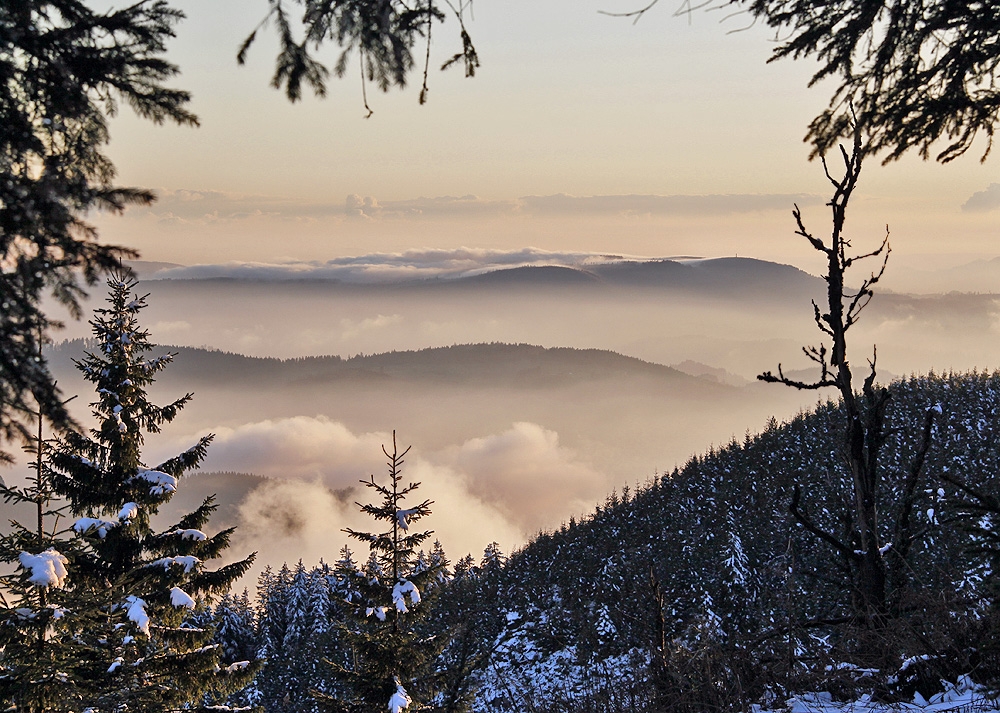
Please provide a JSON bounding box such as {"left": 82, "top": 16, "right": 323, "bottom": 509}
{"left": 597, "top": 0, "right": 661, "bottom": 23}
{"left": 891, "top": 406, "right": 937, "bottom": 563}
{"left": 790, "top": 483, "right": 857, "bottom": 560}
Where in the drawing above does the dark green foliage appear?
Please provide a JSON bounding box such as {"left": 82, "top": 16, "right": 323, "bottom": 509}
{"left": 319, "top": 433, "right": 452, "bottom": 713}
{"left": 23, "top": 272, "right": 258, "bottom": 712}
{"left": 430, "top": 543, "right": 497, "bottom": 713}
{"left": 453, "top": 372, "right": 1000, "bottom": 707}
{"left": 0, "top": 0, "right": 197, "bottom": 463}
{"left": 0, "top": 479, "right": 106, "bottom": 713}
{"left": 740, "top": 0, "right": 1000, "bottom": 163}
{"left": 238, "top": 0, "right": 478, "bottom": 110}
{"left": 208, "top": 589, "right": 261, "bottom": 709}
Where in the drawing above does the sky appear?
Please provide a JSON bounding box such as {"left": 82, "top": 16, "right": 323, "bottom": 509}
{"left": 95, "top": 0, "right": 1000, "bottom": 276}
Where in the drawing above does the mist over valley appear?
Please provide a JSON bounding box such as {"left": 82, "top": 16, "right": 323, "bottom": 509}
{"left": 24, "top": 251, "right": 1000, "bottom": 574}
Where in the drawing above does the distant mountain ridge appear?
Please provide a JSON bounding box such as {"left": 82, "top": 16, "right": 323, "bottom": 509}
{"left": 144, "top": 256, "right": 824, "bottom": 301}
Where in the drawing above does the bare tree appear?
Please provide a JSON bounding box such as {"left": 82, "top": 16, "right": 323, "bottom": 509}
{"left": 758, "top": 130, "right": 896, "bottom": 623}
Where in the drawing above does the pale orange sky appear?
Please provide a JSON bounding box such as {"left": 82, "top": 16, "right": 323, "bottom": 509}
{"left": 95, "top": 0, "right": 1000, "bottom": 274}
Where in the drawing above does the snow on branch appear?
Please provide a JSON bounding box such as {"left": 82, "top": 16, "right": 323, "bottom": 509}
{"left": 124, "top": 596, "right": 150, "bottom": 636}
{"left": 18, "top": 549, "right": 69, "bottom": 588}
{"left": 389, "top": 681, "right": 411, "bottom": 713}
{"left": 392, "top": 579, "right": 421, "bottom": 612}
{"left": 74, "top": 516, "right": 117, "bottom": 539}
{"left": 133, "top": 468, "right": 177, "bottom": 495}
{"left": 148, "top": 555, "right": 202, "bottom": 573}
{"left": 169, "top": 587, "right": 196, "bottom": 609}
{"left": 167, "top": 528, "right": 208, "bottom": 541}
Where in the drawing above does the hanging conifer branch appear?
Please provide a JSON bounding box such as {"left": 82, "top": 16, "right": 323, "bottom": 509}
{"left": 239, "top": 0, "right": 477, "bottom": 111}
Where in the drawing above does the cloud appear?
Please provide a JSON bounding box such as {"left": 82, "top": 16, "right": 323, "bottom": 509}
{"left": 439, "top": 422, "right": 607, "bottom": 532}
{"left": 340, "top": 314, "right": 403, "bottom": 340}
{"left": 149, "top": 247, "right": 652, "bottom": 283}
{"left": 150, "top": 320, "right": 191, "bottom": 337}
{"left": 198, "top": 416, "right": 388, "bottom": 487}
{"left": 517, "top": 193, "right": 820, "bottom": 216}
{"left": 346, "top": 194, "right": 380, "bottom": 219}
{"left": 158, "top": 416, "right": 595, "bottom": 569}
{"left": 962, "top": 183, "right": 1000, "bottom": 212}
{"left": 123, "top": 189, "right": 816, "bottom": 227}
{"left": 233, "top": 479, "right": 355, "bottom": 571}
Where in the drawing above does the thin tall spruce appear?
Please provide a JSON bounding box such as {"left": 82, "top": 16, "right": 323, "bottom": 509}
{"left": 0, "top": 344, "right": 98, "bottom": 713}
{"left": 319, "top": 432, "right": 455, "bottom": 713}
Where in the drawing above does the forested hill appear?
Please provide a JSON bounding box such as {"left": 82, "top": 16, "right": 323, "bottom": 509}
{"left": 45, "top": 340, "right": 713, "bottom": 390}
{"left": 457, "top": 370, "right": 1000, "bottom": 709}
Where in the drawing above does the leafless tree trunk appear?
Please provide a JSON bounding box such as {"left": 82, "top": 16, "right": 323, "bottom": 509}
{"left": 759, "top": 130, "right": 893, "bottom": 623}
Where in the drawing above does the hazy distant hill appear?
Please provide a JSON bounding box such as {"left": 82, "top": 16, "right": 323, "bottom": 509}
{"left": 44, "top": 341, "right": 807, "bottom": 503}
{"left": 47, "top": 341, "right": 720, "bottom": 393}
{"left": 881, "top": 256, "right": 1000, "bottom": 294}
{"left": 588, "top": 256, "right": 821, "bottom": 298}
{"left": 162, "top": 470, "right": 270, "bottom": 531}
{"left": 146, "top": 256, "right": 824, "bottom": 302}
{"left": 124, "top": 259, "right": 184, "bottom": 278}
{"left": 455, "top": 265, "right": 604, "bottom": 289}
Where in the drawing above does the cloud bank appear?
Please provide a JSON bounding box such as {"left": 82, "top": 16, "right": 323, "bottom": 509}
{"left": 159, "top": 417, "right": 601, "bottom": 569}
{"left": 962, "top": 183, "right": 1000, "bottom": 212}
{"left": 131, "top": 189, "right": 818, "bottom": 226}
{"left": 150, "top": 247, "right": 656, "bottom": 283}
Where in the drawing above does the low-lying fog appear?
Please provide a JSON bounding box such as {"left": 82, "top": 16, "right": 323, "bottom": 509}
{"left": 12, "top": 251, "right": 1000, "bottom": 581}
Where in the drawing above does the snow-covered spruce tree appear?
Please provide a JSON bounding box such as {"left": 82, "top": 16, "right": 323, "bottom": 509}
{"left": 318, "top": 433, "right": 451, "bottom": 713}
{"left": 200, "top": 589, "right": 261, "bottom": 710}
{"left": 44, "top": 270, "right": 257, "bottom": 712}
{"left": 0, "top": 401, "right": 109, "bottom": 713}
{"left": 255, "top": 563, "right": 293, "bottom": 711}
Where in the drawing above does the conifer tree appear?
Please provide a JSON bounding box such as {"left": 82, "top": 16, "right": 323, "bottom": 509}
{"left": 306, "top": 563, "right": 339, "bottom": 705}
{"left": 40, "top": 270, "right": 257, "bottom": 712}
{"left": 0, "top": 0, "right": 198, "bottom": 464}
{"left": 319, "top": 433, "right": 449, "bottom": 713}
{"left": 256, "top": 562, "right": 294, "bottom": 712}
{"left": 207, "top": 590, "right": 261, "bottom": 710}
{"left": 0, "top": 395, "right": 106, "bottom": 713}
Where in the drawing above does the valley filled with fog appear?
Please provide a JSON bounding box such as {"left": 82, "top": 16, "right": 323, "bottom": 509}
{"left": 22, "top": 252, "right": 1000, "bottom": 575}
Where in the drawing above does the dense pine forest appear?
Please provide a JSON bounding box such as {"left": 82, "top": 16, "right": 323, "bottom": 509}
{"left": 195, "top": 370, "right": 1000, "bottom": 712}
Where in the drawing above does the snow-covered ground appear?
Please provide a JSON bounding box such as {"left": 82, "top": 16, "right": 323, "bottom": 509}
{"left": 477, "top": 611, "right": 998, "bottom": 713}
{"left": 776, "top": 677, "right": 997, "bottom": 713}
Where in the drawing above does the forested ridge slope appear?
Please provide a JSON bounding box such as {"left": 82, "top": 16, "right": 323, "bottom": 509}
{"left": 459, "top": 370, "right": 1000, "bottom": 708}
{"left": 206, "top": 370, "right": 1000, "bottom": 712}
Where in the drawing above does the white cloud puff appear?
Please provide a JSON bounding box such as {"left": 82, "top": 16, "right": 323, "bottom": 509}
{"left": 166, "top": 416, "right": 595, "bottom": 571}
{"left": 441, "top": 422, "right": 607, "bottom": 532}
{"left": 962, "top": 183, "right": 1000, "bottom": 212}
{"left": 340, "top": 314, "right": 404, "bottom": 340}
{"left": 199, "top": 416, "right": 389, "bottom": 488}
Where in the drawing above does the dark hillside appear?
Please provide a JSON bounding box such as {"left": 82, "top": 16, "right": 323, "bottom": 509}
{"left": 461, "top": 371, "right": 1000, "bottom": 708}
{"left": 45, "top": 341, "right": 715, "bottom": 391}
